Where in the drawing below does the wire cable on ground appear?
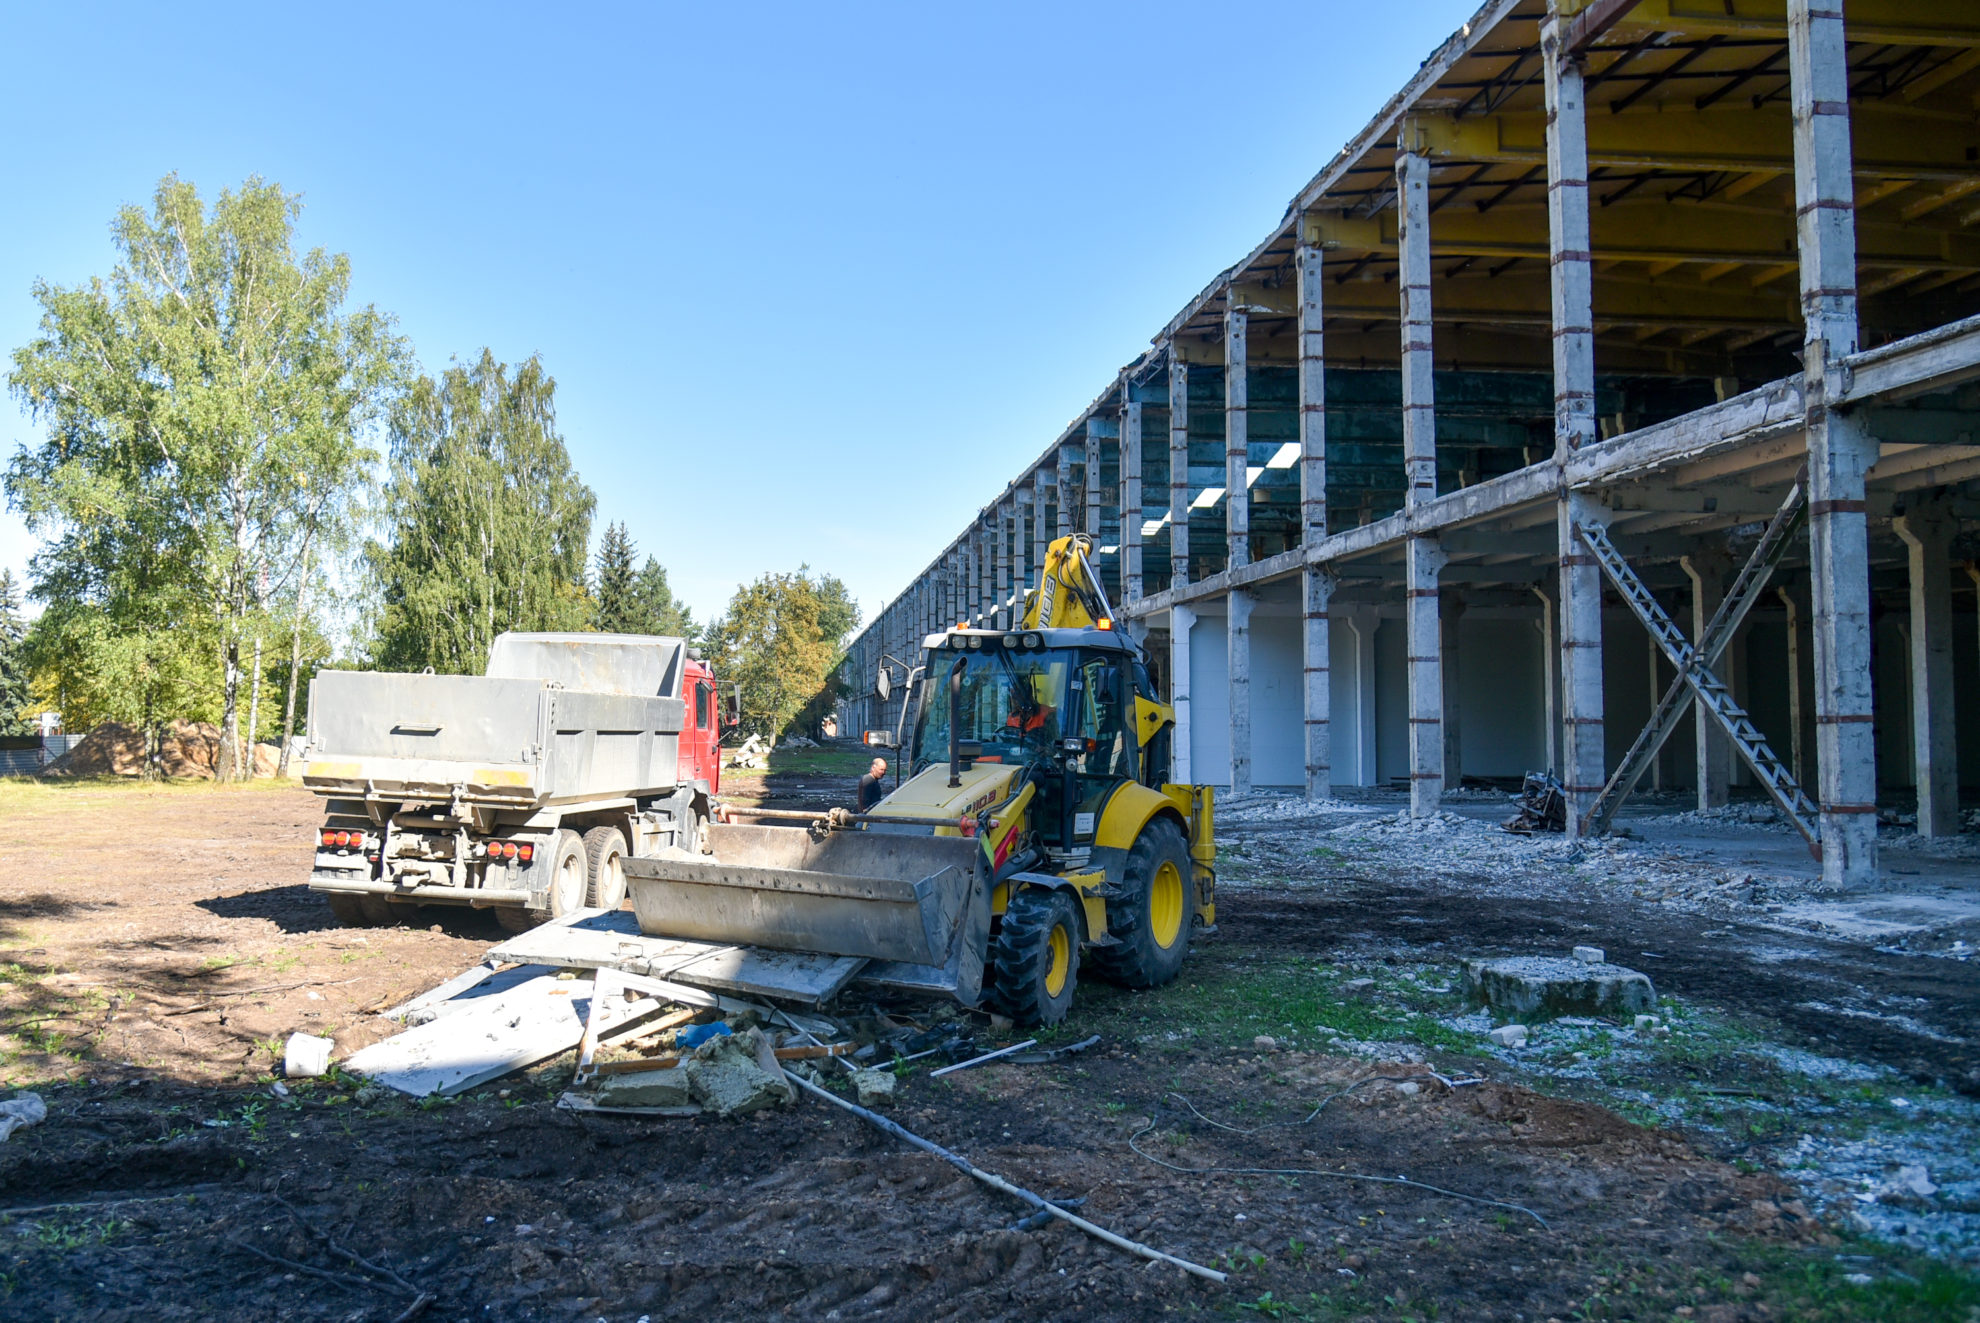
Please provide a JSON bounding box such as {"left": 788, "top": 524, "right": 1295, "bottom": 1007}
{"left": 1127, "top": 1075, "right": 1551, "bottom": 1231}
{"left": 785, "top": 1068, "right": 1229, "bottom": 1283}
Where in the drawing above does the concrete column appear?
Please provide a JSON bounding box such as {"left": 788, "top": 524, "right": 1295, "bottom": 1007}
{"left": 1015, "top": 486, "right": 1035, "bottom": 619}
{"left": 1559, "top": 497, "right": 1607, "bottom": 838}
{"left": 995, "top": 500, "right": 1014, "bottom": 630}
{"left": 1169, "top": 359, "right": 1191, "bottom": 586}
{"left": 1347, "top": 607, "right": 1379, "bottom": 787}
{"left": 1303, "top": 568, "right": 1335, "bottom": 799}
{"left": 1793, "top": 0, "right": 1876, "bottom": 886}
{"left": 1532, "top": 585, "right": 1560, "bottom": 776}
{"left": 1296, "top": 241, "right": 1327, "bottom": 547}
{"left": 1298, "top": 241, "right": 1333, "bottom": 800}
{"left": 1171, "top": 604, "right": 1195, "bottom": 784}
{"left": 1397, "top": 139, "right": 1441, "bottom": 816}
{"left": 1225, "top": 309, "right": 1250, "bottom": 569}
{"left": 1122, "top": 401, "right": 1144, "bottom": 606}
{"left": 1681, "top": 550, "right": 1733, "bottom": 809}
{"left": 977, "top": 519, "right": 994, "bottom": 625}
{"left": 1406, "top": 536, "right": 1447, "bottom": 816}
{"left": 1031, "top": 473, "right": 1050, "bottom": 593}
{"left": 1397, "top": 148, "right": 1436, "bottom": 508}
{"left": 1441, "top": 592, "right": 1465, "bottom": 789}
{"left": 1545, "top": 12, "right": 1603, "bottom": 836}
{"left": 1777, "top": 583, "right": 1807, "bottom": 788}
{"left": 1084, "top": 418, "right": 1106, "bottom": 546}
{"left": 1895, "top": 503, "right": 1957, "bottom": 837}
{"left": 1056, "top": 443, "right": 1074, "bottom": 540}
{"left": 1228, "top": 590, "right": 1254, "bottom": 793}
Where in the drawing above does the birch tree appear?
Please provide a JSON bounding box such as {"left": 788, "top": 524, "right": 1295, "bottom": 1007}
{"left": 6, "top": 175, "right": 401, "bottom": 776}
{"left": 369, "top": 351, "right": 596, "bottom": 674}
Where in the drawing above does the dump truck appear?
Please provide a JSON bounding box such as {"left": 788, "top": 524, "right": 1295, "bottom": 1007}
{"left": 302, "top": 632, "right": 729, "bottom": 931}
{"left": 622, "top": 535, "right": 1215, "bottom": 1025}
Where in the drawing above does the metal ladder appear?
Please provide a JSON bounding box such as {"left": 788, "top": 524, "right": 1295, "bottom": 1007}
{"left": 1576, "top": 496, "right": 1819, "bottom": 848}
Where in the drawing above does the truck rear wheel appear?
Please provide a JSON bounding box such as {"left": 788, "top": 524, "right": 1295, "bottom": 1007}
{"left": 582, "top": 826, "right": 629, "bottom": 909}
{"left": 1088, "top": 817, "right": 1192, "bottom": 990}
{"left": 547, "top": 828, "right": 588, "bottom": 918}
{"left": 989, "top": 887, "right": 1081, "bottom": 1027}
{"left": 324, "top": 893, "right": 381, "bottom": 927}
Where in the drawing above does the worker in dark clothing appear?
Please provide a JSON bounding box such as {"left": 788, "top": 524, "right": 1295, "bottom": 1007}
{"left": 857, "top": 757, "right": 889, "bottom": 811}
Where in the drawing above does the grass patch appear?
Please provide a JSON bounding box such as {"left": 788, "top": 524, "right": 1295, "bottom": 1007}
{"left": 0, "top": 774, "right": 299, "bottom": 815}
{"left": 719, "top": 745, "right": 874, "bottom": 781}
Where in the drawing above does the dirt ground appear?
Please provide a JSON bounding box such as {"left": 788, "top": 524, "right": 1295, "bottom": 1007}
{"left": 1, "top": 770, "right": 1976, "bottom": 1322}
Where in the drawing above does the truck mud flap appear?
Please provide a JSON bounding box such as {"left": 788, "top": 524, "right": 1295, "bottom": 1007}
{"left": 621, "top": 824, "right": 988, "bottom": 1002}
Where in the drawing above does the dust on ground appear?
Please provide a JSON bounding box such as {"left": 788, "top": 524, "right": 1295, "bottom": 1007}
{"left": 1, "top": 770, "right": 1975, "bottom": 1321}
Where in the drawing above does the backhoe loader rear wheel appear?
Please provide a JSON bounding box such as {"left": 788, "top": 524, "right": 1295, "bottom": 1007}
{"left": 1089, "top": 817, "right": 1192, "bottom": 989}
{"left": 990, "top": 887, "right": 1081, "bottom": 1027}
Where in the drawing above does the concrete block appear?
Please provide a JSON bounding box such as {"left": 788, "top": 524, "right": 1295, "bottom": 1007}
{"left": 1463, "top": 956, "right": 1655, "bottom": 1021}
{"left": 1633, "top": 1014, "right": 1662, "bottom": 1032}
{"left": 1341, "top": 978, "right": 1377, "bottom": 997}
{"left": 1572, "top": 946, "right": 1605, "bottom": 964}
{"left": 594, "top": 1066, "right": 691, "bottom": 1109}
{"left": 1488, "top": 1024, "right": 1529, "bottom": 1048}
{"left": 284, "top": 1033, "right": 334, "bottom": 1078}
{"left": 851, "top": 1068, "right": 897, "bottom": 1108}
{"left": 685, "top": 1028, "right": 794, "bottom": 1118}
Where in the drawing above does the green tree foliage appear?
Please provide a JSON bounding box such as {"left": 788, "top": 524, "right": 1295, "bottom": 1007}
{"left": 706, "top": 567, "right": 858, "bottom": 739}
{"left": 593, "top": 522, "right": 638, "bottom": 632}
{"left": 5, "top": 175, "right": 400, "bottom": 775}
{"left": 630, "top": 557, "right": 697, "bottom": 641}
{"left": 0, "top": 570, "right": 33, "bottom": 736}
{"left": 369, "top": 350, "right": 596, "bottom": 674}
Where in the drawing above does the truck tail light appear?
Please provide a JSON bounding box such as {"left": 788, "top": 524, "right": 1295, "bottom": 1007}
{"left": 516, "top": 843, "right": 534, "bottom": 863}
{"left": 320, "top": 829, "right": 336, "bottom": 847}
{"left": 499, "top": 841, "right": 518, "bottom": 860}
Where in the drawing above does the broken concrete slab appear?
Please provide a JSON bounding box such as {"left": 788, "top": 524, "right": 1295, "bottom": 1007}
{"left": 685, "top": 1027, "right": 794, "bottom": 1118}
{"left": 1463, "top": 956, "right": 1656, "bottom": 1021}
{"left": 283, "top": 1032, "right": 334, "bottom": 1078}
{"left": 851, "top": 1068, "right": 897, "bottom": 1107}
{"left": 345, "top": 973, "right": 648, "bottom": 1097}
{"left": 1572, "top": 945, "right": 1605, "bottom": 964}
{"left": 1488, "top": 1024, "right": 1530, "bottom": 1048}
{"left": 594, "top": 1065, "right": 692, "bottom": 1109}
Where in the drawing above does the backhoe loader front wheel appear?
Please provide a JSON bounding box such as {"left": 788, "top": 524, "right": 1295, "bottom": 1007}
{"left": 990, "top": 887, "right": 1081, "bottom": 1027}
{"left": 1089, "top": 817, "right": 1192, "bottom": 989}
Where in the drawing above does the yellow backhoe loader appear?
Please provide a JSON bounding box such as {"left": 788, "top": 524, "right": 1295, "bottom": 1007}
{"left": 620, "top": 534, "right": 1215, "bottom": 1025}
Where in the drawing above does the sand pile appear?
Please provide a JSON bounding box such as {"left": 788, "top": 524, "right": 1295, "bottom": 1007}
{"left": 44, "top": 721, "right": 282, "bottom": 779}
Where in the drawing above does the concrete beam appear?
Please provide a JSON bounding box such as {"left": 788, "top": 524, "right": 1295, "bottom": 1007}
{"left": 1122, "top": 401, "right": 1144, "bottom": 607}
{"left": 1171, "top": 604, "right": 1195, "bottom": 784}
{"left": 1169, "top": 358, "right": 1191, "bottom": 589}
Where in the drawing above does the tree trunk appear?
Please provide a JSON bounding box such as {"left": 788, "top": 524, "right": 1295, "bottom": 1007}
{"left": 220, "top": 625, "right": 243, "bottom": 783}
{"left": 277, "top": 533, "right": 314, "bottom": 778}
{"left": 246, "top": 629, "right": 265, "bottom": 779}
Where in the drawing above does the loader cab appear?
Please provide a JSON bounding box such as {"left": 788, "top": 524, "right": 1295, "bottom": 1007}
{"left": 908, "top": 628, "right": 1145, "bottom": 853}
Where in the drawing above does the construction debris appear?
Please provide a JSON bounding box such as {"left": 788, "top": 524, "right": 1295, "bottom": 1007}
{"left": 283, "top": 1033, "right": 335, "bottom": 1079}
{"left": 685, "top": 1027, "right": 797, "bottom": 1117}
{"left": 850, "top": 1067, "right": 898, "bottom": 1107}
{"left": 930, "top": 1038, "right": 1038, "bottom": 1078}
{"left": 594, "top": 1065, "right": 693, "bottom": 1109}
{"left": 1464, "top": 954, "right": 1657, "bottom": 1021}
{"left": 0, "top": 1092, "right": 47, "bottom": 1143}
{"left": 1502, "top": 771, "right": 1567, "bottom": 835}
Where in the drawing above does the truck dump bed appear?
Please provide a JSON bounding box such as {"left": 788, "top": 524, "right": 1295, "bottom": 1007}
{"left": 302, "top": 633, "right": 691, "bottom": 806}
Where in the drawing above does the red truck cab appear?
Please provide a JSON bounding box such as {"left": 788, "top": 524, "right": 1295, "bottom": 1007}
{"left": 678, "top": 654, "right": 728, "bottom": 796}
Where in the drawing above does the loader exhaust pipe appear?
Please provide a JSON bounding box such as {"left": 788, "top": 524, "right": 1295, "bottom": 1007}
{"left": 947, "top": 656, "right": 966, "bottom": 788}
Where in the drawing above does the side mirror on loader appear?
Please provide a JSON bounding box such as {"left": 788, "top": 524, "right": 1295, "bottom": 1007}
{"left": 875, "top": 667, "right": 892, "bottom": 702}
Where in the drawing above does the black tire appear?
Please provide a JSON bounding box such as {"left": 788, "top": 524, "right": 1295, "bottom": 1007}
{"left": 989, "top": 887, "right": 1081, "bottom": 1027}
{"left": 324, "top": 893, "right": 380, "bottom": 927}
{"left": 494, "top": 905, "right": 540, "bottom": 934}
{"left": 1088, "top": 817, "right": 1193, "bottom": 990}
{"left": 582, "top": 826, "right": 629, "bottom": 909}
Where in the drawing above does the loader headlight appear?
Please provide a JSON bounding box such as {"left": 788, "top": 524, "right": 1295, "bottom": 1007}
{"left": 1022, "top": 633, "right": 1041, "bottom": 648}
{"left": 967, "top": 636, "right": 983, "bottom": 649}
{"left": 1002, "top": 635, "right": 1019, "bottom": 648}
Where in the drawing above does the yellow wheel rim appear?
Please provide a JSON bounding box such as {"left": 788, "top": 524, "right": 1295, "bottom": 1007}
{"left": 1150, "top": 860, "right": 1185, "bottom": 949}
{"left": 1045, "top": 922, "right": 1071, "bottom": 998}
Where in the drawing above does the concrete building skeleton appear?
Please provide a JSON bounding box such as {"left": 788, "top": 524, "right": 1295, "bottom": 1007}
{"left": 844, "top": 0, "right": 1980, "bottom": 890}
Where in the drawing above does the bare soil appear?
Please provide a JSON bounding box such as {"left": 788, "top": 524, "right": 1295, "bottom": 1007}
{"left": 0, "top": 777, "right": 1972, "bottom": 1321}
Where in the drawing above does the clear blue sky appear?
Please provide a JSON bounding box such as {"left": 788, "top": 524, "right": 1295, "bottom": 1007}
{"left": 1, "top": 1, "right": 1480, "bottom": 634}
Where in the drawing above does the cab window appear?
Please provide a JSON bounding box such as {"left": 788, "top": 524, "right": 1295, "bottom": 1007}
{"left": 695, "top": 682, "right": 711, "bottom": 729}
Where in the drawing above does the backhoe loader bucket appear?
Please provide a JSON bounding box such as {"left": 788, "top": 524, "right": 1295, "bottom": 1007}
{"left": 620, "top": 824, "right": 989, "bottom": 1001}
